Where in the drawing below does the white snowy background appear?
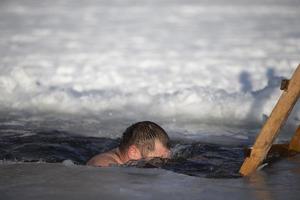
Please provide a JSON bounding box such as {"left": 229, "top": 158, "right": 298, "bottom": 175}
{"left": 0, "top": 0, "right": 299, "bottom": 141}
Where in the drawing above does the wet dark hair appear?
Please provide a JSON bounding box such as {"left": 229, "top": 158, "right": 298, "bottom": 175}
{"left": 119, "top": 121, "right": 170, "bottom": 157}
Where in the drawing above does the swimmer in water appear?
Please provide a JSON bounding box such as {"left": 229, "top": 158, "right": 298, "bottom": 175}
{"left": 86, "top": 121, "right": 171, "bottom": 167}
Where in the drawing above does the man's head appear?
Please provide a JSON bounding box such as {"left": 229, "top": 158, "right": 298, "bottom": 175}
{"left": 119, "top": 121, "right": 170, "bottom": 161}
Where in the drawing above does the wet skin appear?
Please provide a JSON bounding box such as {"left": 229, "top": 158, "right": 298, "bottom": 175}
{"left": 87, "top": 139, "right": 170, "bottom": 167}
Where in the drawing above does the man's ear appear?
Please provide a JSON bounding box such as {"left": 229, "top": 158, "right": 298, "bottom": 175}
{"left": 127, "top": 145, "right": 142, "bottom": 160}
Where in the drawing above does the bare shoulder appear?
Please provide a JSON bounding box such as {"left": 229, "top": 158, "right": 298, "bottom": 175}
{"left": 86, "top": 150, "right": 120, "bottom": 167}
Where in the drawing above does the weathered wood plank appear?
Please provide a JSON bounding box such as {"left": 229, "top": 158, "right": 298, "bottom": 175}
{"left": 240, "top": 64, "right": 300, "bottom": 176}
{"left": 289, "top": 125, "right": 300, "bottom": 152}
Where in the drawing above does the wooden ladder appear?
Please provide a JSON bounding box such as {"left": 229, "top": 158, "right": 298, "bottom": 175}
{"left": 240, "top": 64, "right": 300, "bottom": 176}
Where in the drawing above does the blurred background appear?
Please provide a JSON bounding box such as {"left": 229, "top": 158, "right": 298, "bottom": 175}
{"left": 0, "top": 0, "right": 300, "bottom": 143}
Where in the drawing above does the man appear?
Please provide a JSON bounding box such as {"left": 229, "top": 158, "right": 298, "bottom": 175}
{"left": 87, "top": 121, "right": 171, "bottom": 167}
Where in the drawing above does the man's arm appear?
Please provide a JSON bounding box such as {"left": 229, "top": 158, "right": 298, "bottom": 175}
{"left": 86, "top": 154, "right": 119, "bottom": 167}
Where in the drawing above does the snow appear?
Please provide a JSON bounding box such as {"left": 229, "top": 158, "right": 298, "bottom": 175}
{"left": 0, "top": 0, "right": 300, "bottom": 139}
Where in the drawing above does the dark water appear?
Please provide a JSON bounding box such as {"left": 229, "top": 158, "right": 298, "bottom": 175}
{"left": 1, "top": 123, "right": 300, "bottom": 200}
{"left": 0, "top": 127, "right": 246, "bottom": 178}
